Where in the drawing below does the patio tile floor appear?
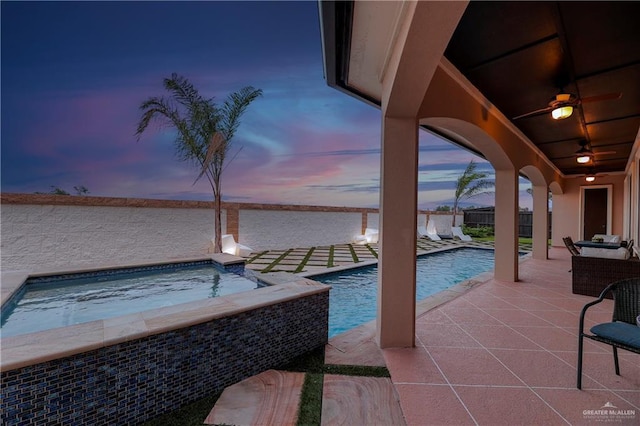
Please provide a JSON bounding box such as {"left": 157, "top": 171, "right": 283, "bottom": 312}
{"left": 384, "top": 247, "right": 640, "bottom": 425}
{"left": 218, "top": 243, "right": 639, "bottom": 425}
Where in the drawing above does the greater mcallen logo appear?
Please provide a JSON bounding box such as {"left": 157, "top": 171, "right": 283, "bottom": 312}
{"left": 583, "top": 402, "right": 636, "bottom": 422}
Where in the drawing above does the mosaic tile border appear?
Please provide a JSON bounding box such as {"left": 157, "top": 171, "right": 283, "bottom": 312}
{"left": 26, "top": 259, "right": 237, "bottom": 285}
{"left": 1, "top": 289, "right": 329, "bottom": 425}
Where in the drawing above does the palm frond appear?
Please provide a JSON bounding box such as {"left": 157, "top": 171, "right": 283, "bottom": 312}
{"left": 164, "top": 73, "right": 204, "bottom": 108}
{"left": 453, "top": 160, "right": 494, "bottom": 207}
{"left": 219, "top": 86, "right": 263, "bottom": 141}
{"left": 135, "top": 74, "right": 262, "bottom": 213}
{"left": 135, "top": 97, "right": 181, "bottom": 140}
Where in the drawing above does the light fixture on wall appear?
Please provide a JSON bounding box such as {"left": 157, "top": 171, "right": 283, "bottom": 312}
{"left": 585, "top": 174, "right": 596, "bottom": 182}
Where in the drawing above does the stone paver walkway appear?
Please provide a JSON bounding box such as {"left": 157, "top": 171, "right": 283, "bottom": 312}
{"left": 244, "top": 238, "right": 513, "bottom": 275}
{"left": 205, "top": 370, "right": 304, "bottom": 425}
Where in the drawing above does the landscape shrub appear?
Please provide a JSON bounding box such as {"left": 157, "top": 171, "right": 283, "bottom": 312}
{"left": 462, "top": 225, "right": 494, "bottom": 238}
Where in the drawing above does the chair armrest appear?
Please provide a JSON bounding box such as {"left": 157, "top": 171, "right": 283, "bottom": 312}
{"left": 578, "top": 282, "right": 617, "bottom": 335}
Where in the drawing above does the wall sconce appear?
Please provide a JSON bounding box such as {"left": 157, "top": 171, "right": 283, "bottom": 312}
{"left": 551, "top": 105, "right": 573, "bottom": 120}
{"left": 585, "top": 174, "right": 596, "bottom": 182}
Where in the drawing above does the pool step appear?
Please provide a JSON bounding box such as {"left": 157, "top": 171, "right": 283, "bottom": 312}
{"left": 204, "top": 369, "right": 304, "bottom": 425}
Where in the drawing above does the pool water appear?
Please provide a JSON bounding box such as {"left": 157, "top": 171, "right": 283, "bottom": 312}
{"left": 1, "top": 264, "right": 258, "bottom": 338}
{"left": 315, "top": 248, "right": 495, "bottom": 337}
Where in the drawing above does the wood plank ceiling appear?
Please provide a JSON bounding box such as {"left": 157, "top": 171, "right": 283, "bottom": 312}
{"left": 444, "top": 1, "right": 640, "bottom": 176}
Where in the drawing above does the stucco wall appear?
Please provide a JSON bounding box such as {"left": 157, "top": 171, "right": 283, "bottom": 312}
{"left": 550, "top": 175, "right": 626, "bottom": 247}
{"left": 239, "top": 210, "right": 363, "bottom": 251}
{"left": 1, "top": 193, "right": 465, "bottom": 272}
{"left": 1, "top": 203, "right": 222, "bottom": 272}
{"left": 419, "top": 212, "right": 462, "bottom": 233}
{"left": 0, "top": 194, "right": 377, "bottom": 272}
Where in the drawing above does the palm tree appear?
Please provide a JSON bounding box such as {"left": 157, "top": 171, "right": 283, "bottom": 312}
{"left": 135, "top": 73, "right": 262, "bottom": 252}
{"left": 452, "top": 160, "right": 494, "bottom": 226}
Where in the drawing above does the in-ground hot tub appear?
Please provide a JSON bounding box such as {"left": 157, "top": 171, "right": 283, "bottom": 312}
{"left": 0, "top": 254, "right": 330, "bottom": 425}
{"left": 1, "top": 259, "right": 261, "bottom": 337}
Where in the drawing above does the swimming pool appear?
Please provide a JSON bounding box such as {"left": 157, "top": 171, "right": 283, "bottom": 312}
{"left": 1, "top": 261, "right": 260, "bottom": 338}
{"left": 314, "top": 247, "right": 496, "bottom": 337}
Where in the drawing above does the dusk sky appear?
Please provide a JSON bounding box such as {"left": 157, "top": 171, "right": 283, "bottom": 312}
{"left": 1, "top": 1, "right": 534, "bottom": 209}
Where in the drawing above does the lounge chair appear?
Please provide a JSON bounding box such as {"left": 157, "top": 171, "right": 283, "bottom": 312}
{"left": 220, "top": 234, "right": 253, "bottom": 257}
{"left": 418, "top": 221, "right": 441, "bottom": 241}
{"left": 576, "top": 277, "right": 640, "bottom": 389}
{"left": 452, "top": 226, "right": 472, "bottom": 241}
{"left": 426, "top": 220, "right": 441, "bottom": 241}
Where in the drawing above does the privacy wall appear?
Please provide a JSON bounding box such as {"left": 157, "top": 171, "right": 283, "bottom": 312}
{"left": 1, "top": 194, "right": 459, "bottom": 272}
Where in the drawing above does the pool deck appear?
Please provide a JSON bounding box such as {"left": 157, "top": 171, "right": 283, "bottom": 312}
{"left": 209, "top": 245, "right": 640, "bottom": 426}
{"left": 4, "top": 239, "right": 638, "bottom": 424}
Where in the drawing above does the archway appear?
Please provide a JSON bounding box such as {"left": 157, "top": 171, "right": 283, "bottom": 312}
{"left": 420, "top": 117, "right": 520, "bottom": 281}
{"left": 521, "top": 165, "right": 550, "bottom": 259}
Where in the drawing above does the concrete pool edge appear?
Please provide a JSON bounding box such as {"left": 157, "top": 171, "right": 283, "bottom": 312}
{"left": 323, "top": 267, "right": 499, "bottom": 366}
{"left": 321, "top": 245, "right": 532, "bottom": 364}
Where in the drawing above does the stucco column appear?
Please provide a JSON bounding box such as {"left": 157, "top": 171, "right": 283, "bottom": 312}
{"left": 494, "top": 169, "right": 519, "bottom": 281}
{"left": 377, "top": 116, "right": 418, "bottom": 348}
{"left": 532, "top": 185, "right": 549, "bottom": 260}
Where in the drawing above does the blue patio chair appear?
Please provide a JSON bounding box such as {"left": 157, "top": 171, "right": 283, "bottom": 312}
{"left": 577, "top": 277, "right": 640, "bottom": 389}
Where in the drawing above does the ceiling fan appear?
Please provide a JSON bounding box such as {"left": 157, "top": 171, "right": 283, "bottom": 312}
{"left": 576, "top": 168, "right": 608, "bottom": 182}
{"left": 575, "top": 140, "right": 616, "bottom": 164}
{"left": 512, "top": 90, "right": 622, "bottom": 121}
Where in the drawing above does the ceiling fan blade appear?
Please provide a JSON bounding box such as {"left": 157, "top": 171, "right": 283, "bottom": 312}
{"left": 580, "top": 92, "right": 622, "bottom": 103}
{"left": 593, "top": 150, "right": 617, "bottom": 156}
{"left": 512, "top": 106, "right": 554, "bottom": 120}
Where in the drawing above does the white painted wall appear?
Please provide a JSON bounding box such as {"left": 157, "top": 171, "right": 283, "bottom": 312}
{"left": 1, "top": 203, "right": 367, "bottom": 271}
{"left": 417, "top": 212, "right": 462, "bottom": 234}
{"left": 1, "top": 200, "right": 466, "bottom": 272}
{"left": 239, "top": 210, "right": 362, "bottom": 251}
{"left": 367, "top": 213, "right": 379, "bottom": 230}
{"left": 1, "top": 204, "right": 222, "bottom": 272}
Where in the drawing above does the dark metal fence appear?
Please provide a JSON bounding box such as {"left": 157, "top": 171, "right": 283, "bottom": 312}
{"left": 464, "top": 208, "right": 552, "bottom": 238}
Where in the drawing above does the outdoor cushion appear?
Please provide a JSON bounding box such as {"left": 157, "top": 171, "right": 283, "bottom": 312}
{"left": 580, "top": 246, "right": 630, "bottom": 259}
{"left": 591, "top": 322, "right": 640, "bottom": 348}
{"left": 592, "top": 234, "right": 621, "bottom": 243}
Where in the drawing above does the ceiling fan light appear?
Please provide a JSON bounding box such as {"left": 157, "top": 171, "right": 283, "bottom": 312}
{"left": 576, "top": 154, "right": 592, "bottom": 164}
{"left": 551, "top": 106, "right": 573, "bottom": 120}
{"left": 585, "top": 175, "right": 596, "bottom": 182}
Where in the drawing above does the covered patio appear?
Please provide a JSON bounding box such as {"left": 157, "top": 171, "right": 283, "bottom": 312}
{"left": 384, "top": 247, "right": 639, "bottom": 425}
{"left": 319, "top": 1, "right": 640, "bottom": 348}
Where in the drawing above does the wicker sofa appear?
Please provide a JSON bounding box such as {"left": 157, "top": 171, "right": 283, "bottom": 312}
{"left": 572, "top": 255, "right": 640, "bottom": 298}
